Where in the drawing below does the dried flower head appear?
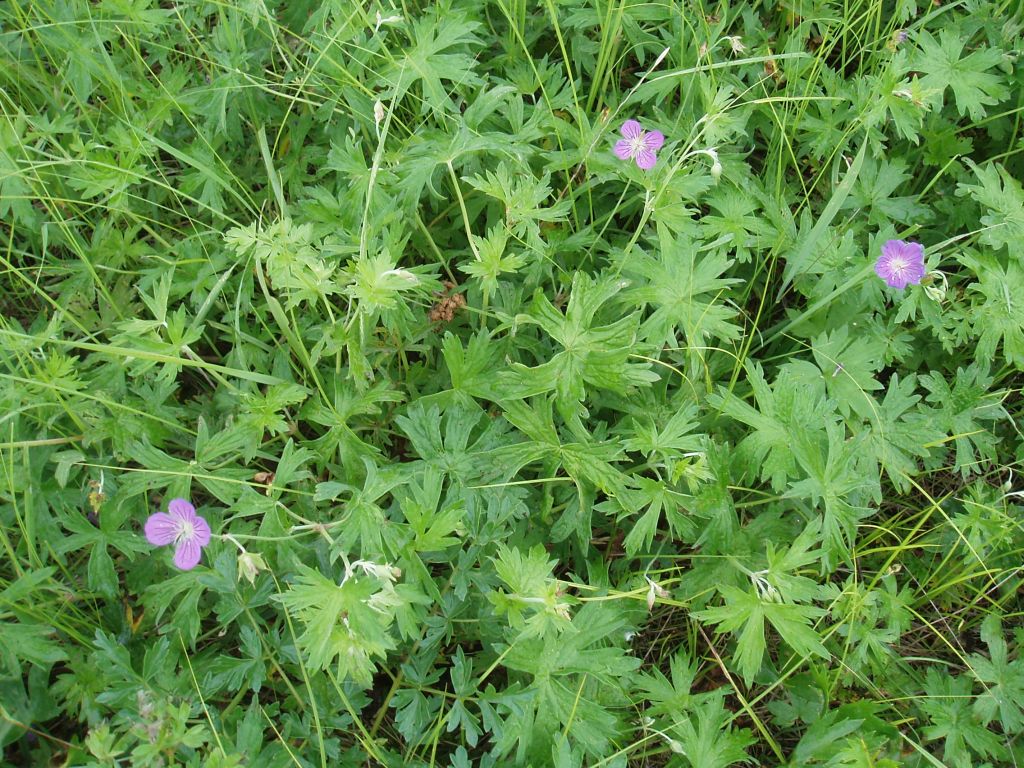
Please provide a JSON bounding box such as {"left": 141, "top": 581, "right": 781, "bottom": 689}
{"left": 145, "top": 498, "right": 211, "bottom": 570}
{"left": 875, "top": 239, "right": 926, "bottom": 290}
{"left": 613, "top": 120, "right": 665, "bottom": 170}
{"left": 725, "top": 35, "right": 746, "bottom": 54}
{"left": 430, "top": 281, "right": 466, "bottom": 323}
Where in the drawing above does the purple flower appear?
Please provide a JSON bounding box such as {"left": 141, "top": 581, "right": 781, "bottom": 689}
{"left": 145, "top": 498, "right": 211, "bottom": 570}
{"left": 875, "top": 239, "right": 926, "bottom": 290}
{"left": 614, "top": 120, "right": 665, "bottom": 170}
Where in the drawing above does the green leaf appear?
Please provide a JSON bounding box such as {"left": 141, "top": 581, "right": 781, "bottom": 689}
{"left": 863, "top": 374, "right": 942, "bottom": 493}
{"left": 621, "top": 227, "right": 741, "bottom": 349}
{"left": 966, "top": 258, "right": 1024, "bottom": 367}
{"left": 668, "top": 691, "right": 754, "bottom": 768}
{"left": 969, "top": 615, "right": 1024, "bottom": 732}
{"left": 488, "top": 544, "right": 573, "bottom": 639}
{"left": 919, "top": 668, "right": 1006, "bottom": 768}
{"left": 787, "top": 422, "right": 878, "bottom": 568}
{"left": 920, "top": 364, "right": 1008, "bottom": 477}
{"left": 811, "top": 326, "right": 884, "bottom": 419}
{"left": 273, "top": 564, "right": 400, "bottom": 687}
{"left": 506, "top": 272, "right": 658, "bottom": 411}
{"left": 712, "top": 362, "right": 836, "bottom": 492}
{"left": 696, "top": 585, "right": 828, "bottom": 684}
{"left": 381, "top": 9, "right": 482, "bottom": 115}
{"left": 913, "top": 29, "right": 1008, "bottom": 121}
{"left": 956, "top": 161, "right": 1024, "bottom": 253}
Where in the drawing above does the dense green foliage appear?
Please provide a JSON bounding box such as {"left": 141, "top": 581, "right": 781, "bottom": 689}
{"left": 1, "top": 0, "right": 1023, "bottom": 765}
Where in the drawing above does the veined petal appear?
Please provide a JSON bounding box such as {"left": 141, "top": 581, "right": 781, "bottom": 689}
{"left": 192, "top": 515, "right": 212, "bottom": 547}
{"left": 620, "top": 120, "right": 644, "bottom": 139}
{"left": 635, "top": 148, "right": 658, "bottom": 170}
{"left": 880, "top": 240, "right": 905, "bottom": 262}
{"left": 168, "top": 498, "right": 196, "bottom": 523}
{"left": 614, "top": 139, "right": 634, "bottom": 160}
{"left": 904, "top": 260, "right": 927, "bottom": 285}
{"left": 174, "top": 539, "right": 202, "bottom": 570}
{"left": 643, "top": 130, "right": 665, "bottom": 151}
{"left": 144, "top": 513, "right": 179, "bottom": 546}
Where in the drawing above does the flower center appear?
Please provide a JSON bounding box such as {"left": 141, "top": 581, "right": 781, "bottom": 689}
{"left": 630, "top": 134, "right": 646, "bottom": 154}
{"left": 889, "top": 256, "right": 908, "bottom": 274}
{"left": 177, "top": 520, "right": 195, "bottom": 542}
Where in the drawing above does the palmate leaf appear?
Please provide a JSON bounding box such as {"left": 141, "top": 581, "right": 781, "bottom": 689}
{"left": 635, "top": 652, "right": 699, "bottom": 718}
{"left": 395, "top": 125, "right": 507, "bottom": 207}
{"left": 273, "top": 565, "right": 398, "bottom": 687}
{"left": 621, "top": 226, "right": 741, "bottom": 349}
{"left": 505, "top": 272, "right": 658, "bottom": 411}
{"left": 811, "top": 326, "right": 884, "bottom": 419}
{"left": 919, "top": 364, "right": 1007, "bottom": 477}
{"left": 497, "top": 397, "right": 630, "bottom": 545}
{"left": 498, "top": 603, "right": 640, "bottom": 763}
{"left": 618, "top": 476, "right": 694, "bottom": 556}
{"left": 712, "top": 362, "right": 837, "bottom": 492}
{"left": 668, "top": 691, "right": 755, "bottom": 768}
{"left": 863, "top": 374, "right": 942, "bottom": 493}
{"left": 380, "top": 8, "right": 482, "bottom": 115}
{"left": 966, "top": 259, "right": 1024, "bottom": 367}
{"left": 396, "top": 402, "right": 511, "bottom": 484}
{"left": 912, "top": 28, "right": 1008, "bottom": 121}
{"left": 919, "top": 669, "right": 1006, "bottom": 768}
{"left": 842, "top": 156, "right": 931, "bottom": 226}
{"left": 699, "top": 185, "right": 776, "bottom": 264}
{"left": 696, "top": 585, "right": 829, "bottom": 685}
{"left": 0, "top": 569, "right": 67, "bottom": 673}
{"left": 315, "top": 459, "right": 409, "bottom": 554}
{"left": 489, "top": 544, "right": 573, "bottom": 640}
{"left": 969, "top": 615, "right": 1024, "bottom": 732}
{"left": 956, "top": 161, "right": 1024, "bottom": 252}
{"left": 465, "top": 162, "right": 571, "bottom": 254}
{"left": 787, "top": 422, "right": 879, "bottom": 570}
{"left": 433, "top": 330, "right": 504, "bottom": 405}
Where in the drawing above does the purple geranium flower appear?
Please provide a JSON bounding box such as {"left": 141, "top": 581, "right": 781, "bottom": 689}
{"left": 614, "top": 120, "right": 664, "bottom": 170}
{"left": 145, "top": 498, "right": 211, "bottom": 570}
{"left": 875, "top": 239, "right": 926, "bottom": 290}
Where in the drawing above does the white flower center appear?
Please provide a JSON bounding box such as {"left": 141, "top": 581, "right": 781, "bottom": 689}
{"left": 630, "top": 134, "right": 646, "bottom": 154}
{"left": 177, "top": 520, "right": 195, "bottom": 542}
{"left": 889, "top": 256, "right": 908, "bottom": 274}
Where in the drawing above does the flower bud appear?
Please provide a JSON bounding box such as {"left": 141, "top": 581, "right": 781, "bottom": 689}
{"left": 238, "top": 551, "right": 267, "bottom": 585}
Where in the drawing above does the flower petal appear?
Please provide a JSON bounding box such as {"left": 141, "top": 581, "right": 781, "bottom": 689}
{"left": 886, "top": 273, "right": 909, "bottom": 289}
{"left": 613, "top": 139, "right": 634, "bottom": 160}
{"left": 881, "top": 239, "right": 906, "bottom": 261}
{"left": 191, "top": 515, "right": 211, "bottom": 547}
{"left": 642, "top": 130, "right": 665, "bottom": 151}
{"left": 903, "top": 241, "right": 925, "bottom": 265}
{"left": 904, "top": 259, "right": 927, "bottom": 286}
{"left": 635, "top": 148, "right": 658, "bottom": 170}
{"left": 144, "top": 513, "right": 179, "bottom": 546}
{"left": 168, "top": 498, "right": 196, "bottom": 523}
{"left": 620, "top": 120, "right": 643, "bottom": 139}
{"left": 173, "top": 539, "right": 202, "bottom": 570}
